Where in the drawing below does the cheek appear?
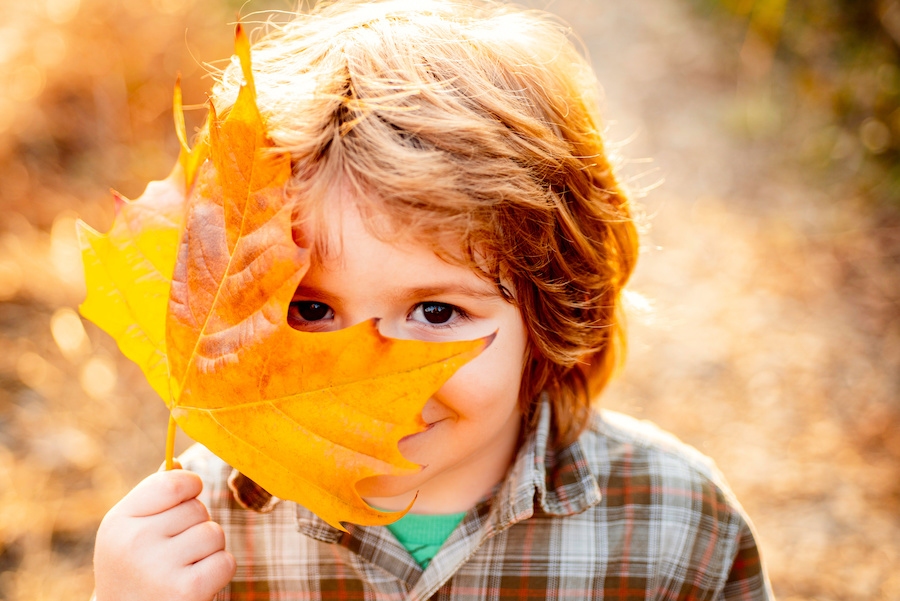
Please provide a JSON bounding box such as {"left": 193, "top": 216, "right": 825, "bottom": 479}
{"left": 436, "top": 327, "right": 527, "bottom": 416}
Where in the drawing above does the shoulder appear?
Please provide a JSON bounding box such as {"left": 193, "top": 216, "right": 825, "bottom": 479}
{"left": 571, "top": 410, "right": 771, "bottom": 598}
{"left": 585, "top": 409, "right": 727, "bottom": 488}
{"left": 579, "top": 409, "right": 747, "bottom": 526}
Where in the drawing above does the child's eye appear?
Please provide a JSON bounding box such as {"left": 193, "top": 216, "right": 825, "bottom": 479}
{"left": 288, "top": 301, "right": 334, "bottom": 326}
{"left": 409, "top": 302, "right": 464, "bottom": 326}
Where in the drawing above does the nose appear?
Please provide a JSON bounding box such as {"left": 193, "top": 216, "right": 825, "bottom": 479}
{"left": 370, "top": 316, "right": 413, "bottom": 341}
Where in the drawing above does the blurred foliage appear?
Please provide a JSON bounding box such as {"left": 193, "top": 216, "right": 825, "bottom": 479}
{"left": 0, "top": 0, "right": 290, "bottom": 230}
{"left": 691, "top": 0, "right": 900, "bottom": 208}
{"left": 0, "top": 1, "right": 898, "bottom": 601}
{"left": 0, "top": 1, "right": 288, "bottom": 598}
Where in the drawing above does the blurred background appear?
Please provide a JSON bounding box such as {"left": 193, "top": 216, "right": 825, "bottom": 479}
{"left": 0, "top": 0, "right": 898, "bottom": 599}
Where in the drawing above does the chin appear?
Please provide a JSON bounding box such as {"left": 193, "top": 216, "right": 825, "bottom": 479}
{"left": 357, "top": 471, "right": 425, "bottom": 509}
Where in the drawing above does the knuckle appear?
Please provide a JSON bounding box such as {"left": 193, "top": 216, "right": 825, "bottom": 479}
{"left": 203, "top": 520, "right": 227, "bottom": 549}
{"left": 183, "top": 567, "right": 213, "bottom": 598}
{"left": 221, "top": 551, "right": 238, "bottom": 579}
{"left": 189, "top": 498, "right": 211, "bottom": 522}
{"left": 157, "top": 472, "right": 185, "bottom": 501}
{"left": 159, "top": 469, "right": 200, "bottom": 500}
{"left": 181, "top": 551, "right": 235, "bottom": 598}
{"left": 210, "top": 550, "right": 238, "bottom": 585}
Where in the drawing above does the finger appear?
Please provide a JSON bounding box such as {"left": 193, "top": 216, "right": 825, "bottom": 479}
{"left": 118, "top": 470, "right": 203, "bottom": 518}
{"left": 152, "top": 498, "right": 211, "bottom": 537}
{"left": 181, "top": 550, "right": 236, "bottom": 600}
{"left": 172, "top": 520, "right": 227, "bottom": 566}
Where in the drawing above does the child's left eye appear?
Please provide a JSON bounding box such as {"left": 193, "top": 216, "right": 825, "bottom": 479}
{"left": 409, "top": 302, "right": 463, "bottom": 326}
{"left": 287, "top": 301, "right": 334, "bottom": 329}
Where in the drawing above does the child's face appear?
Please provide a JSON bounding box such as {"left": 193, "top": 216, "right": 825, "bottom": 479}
{"left": 290, "top": 190, "right": 528, "bottom": 513}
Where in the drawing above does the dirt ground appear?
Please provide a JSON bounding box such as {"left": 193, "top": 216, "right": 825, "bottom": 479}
{"left": 1, "top": 1, "right": 898, "bottom": 600}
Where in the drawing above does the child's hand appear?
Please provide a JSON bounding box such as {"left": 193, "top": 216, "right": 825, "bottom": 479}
{"left": 93, "top": 469, "right": 236, "bottom": 601}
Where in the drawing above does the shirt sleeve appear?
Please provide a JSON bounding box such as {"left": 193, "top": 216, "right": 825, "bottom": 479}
{"left": 720, "top": 518, "right": 774, "bottom": 601}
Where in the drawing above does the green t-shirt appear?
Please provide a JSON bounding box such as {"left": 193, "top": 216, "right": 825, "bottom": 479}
{"left": 386, "top": 511, "right": 467, "bottom": 568}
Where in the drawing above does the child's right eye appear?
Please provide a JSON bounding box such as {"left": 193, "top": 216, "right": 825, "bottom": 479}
{"left": 287, "top": 301, "right": 334, "bottom": 326}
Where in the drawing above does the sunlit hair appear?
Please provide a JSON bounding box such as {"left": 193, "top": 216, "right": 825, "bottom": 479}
{"left": 211, "top": 0, "right": 639, "bottom": 446}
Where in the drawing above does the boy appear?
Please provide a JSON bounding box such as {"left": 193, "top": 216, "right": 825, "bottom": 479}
{"left": 92, "top": 1, "right": 773, "bottom": 599}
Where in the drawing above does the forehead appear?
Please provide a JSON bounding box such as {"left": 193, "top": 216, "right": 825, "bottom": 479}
{"left": 294, "top": 193, "right": 510, "bottom": 302}
{"left": 296, "top": 182, "right": 473, "bottom": 269}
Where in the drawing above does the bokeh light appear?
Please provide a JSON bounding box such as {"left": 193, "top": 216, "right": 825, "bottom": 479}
{"left": 0, "top": 1, "right": 898, "bottom": 600}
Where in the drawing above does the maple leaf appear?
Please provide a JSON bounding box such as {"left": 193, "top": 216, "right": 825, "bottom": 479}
{"left": 77, "top": 81, "right": 205, "bottom": 400}
{"left": 79, "top": 24, "right": 489, "bottom": 529}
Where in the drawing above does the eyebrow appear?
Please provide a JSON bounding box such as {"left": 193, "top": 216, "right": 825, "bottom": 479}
{"left": 397, "top": 283, "right": 503, "bottom": 302}
{"left": 291, "top": 282, "right": 503, "bottom": 303}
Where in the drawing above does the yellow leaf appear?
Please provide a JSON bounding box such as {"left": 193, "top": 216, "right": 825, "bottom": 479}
{"left": 80, "top": 24, "right": 488, "bottom": 530}
{"left": 77, "top": 77, "right": 206, "bottom": 400}
{"left": 77, "top": 166, "right": 186, "bottom": 400}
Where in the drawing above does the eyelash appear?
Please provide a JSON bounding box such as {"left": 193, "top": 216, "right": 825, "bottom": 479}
{"left": 410, "top": 302, "right": 470, "bottom": 329}
{"left": 287, "top": 301, "right": 470, "bottom": 329}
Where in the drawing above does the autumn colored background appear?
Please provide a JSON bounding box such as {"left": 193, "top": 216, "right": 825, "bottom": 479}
{"left": 1, "top": 0, "right": 898, "bottom": 599}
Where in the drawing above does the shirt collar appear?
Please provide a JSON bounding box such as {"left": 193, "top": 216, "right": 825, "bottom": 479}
{"left": 286, "top": 396, "right": 602, "bottom": 544}
{"left": 490, "top": 396, "right": 602, "bottom": 532}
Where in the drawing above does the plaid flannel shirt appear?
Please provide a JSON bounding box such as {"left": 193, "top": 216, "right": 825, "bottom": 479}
{"left": 180, "top": 402, "right": 773, "bottom": 600}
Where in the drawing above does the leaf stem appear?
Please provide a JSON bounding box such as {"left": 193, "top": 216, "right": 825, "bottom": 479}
{"left": 165, "top": 413, "right": 177, "bottom": 470}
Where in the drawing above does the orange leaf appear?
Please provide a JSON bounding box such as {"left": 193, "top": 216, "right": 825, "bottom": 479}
{"left": 77, "top": 166, "right": 186, "bottom": 401}
{"left": 163, "top": 25, "right": 488, "bottom": 529}
{"left": 78, "top": 23, "right": 487, "bottom": 529}
{"left": 76, "top": 78, "right": 206, "bottom": 400}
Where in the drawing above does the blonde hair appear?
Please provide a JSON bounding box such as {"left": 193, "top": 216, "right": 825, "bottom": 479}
{"left": 212, "top": 0, "right": 639, "bottom": 446}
